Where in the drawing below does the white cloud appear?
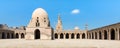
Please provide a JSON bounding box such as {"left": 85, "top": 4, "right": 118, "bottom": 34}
{"left": 71, "top": 9, "right": 80, "bottom": 14}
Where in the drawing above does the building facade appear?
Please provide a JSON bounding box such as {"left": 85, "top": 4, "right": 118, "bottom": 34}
{"left": 25, "top": 8, "right": 53, "bottom": 40}
{"left": 88, "top": 23, "right": 120, "bottom": 40}
{"left": 54, "top": 14, "right": 87, "bottom": 39}
{"left": 0, "top": 8, "right": 119, "bottom": 40}
{"left": 0, "top": 24, "right": 25, "bottom": 39}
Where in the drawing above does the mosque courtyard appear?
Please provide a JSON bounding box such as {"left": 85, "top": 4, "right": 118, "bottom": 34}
{"left": 0, "top": 39, "right": 120, "bottom": 48}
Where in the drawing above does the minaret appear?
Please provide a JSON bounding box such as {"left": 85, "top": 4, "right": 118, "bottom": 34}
{"left": 56, "top": 14, "right": 62, "bottom": 31}
{"left": 85, "top": 24, "right": 88, "bottom": 31}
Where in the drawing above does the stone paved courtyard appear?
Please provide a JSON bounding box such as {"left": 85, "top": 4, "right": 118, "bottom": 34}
{"left": 0, "top": 39, "right": 120, "bottom": 48}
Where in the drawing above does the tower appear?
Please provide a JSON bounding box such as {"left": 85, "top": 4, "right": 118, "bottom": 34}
{"left": 85, "top": 24, "right": 88, "bottom": 31}
{"left": 25, "top": 8, "right": 53, "bottom": 40}
{"left": 56, "top": 14, "right": 62, "bottom": 31}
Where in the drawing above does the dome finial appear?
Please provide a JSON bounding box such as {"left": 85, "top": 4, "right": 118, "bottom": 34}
{"left": 74, "top": 26, "right": 79, "bottom": 30}
{"left": 58, "top": 13, "right": 61, "bottom": 20}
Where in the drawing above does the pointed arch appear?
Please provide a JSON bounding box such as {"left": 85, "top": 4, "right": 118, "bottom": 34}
{"left": 66, "top": 33, "right": 69, "bottom": 39}
{"left": 21, "top": 33, "right": 24, "bottom": 39}
{"left": 92, "top": 32, "right": 94, "bottom": 39}
{"left": 60, "top": 33, "right": 64, "bottom": 39}
{"left": 2, "top": 32, "right": 5, "bottom": 39}
{"left": 104, "top": 30, "right": 107, "bottom": 40}
{"left": 55, "top": 33, "right": 58, "bottom": 39}
{"left": 16, "top": 33, "right": 19, "bottom": 38}
{"left": 95, "top": 32, "right": 97, "bottom": 39}
{"left": 34, "top": 29, "right": 40, "bottom": 39}
{"left": 82, "top": 33, "right": 85, "bottom": 39}
{"left": 89, "top": 33, "right": 91, "bottom": 39}
{"left": 110, "top": 28, "right": 115, "bottom": 40}
{"left": 71, "top": 33, "right": 74, "bottom": 39}
{"left": 99, "top": 31, "right": 102, "bottom": 39}
{"left": 11, "top": 33, "right": 14, "bottom": 39}
{"left": 76, "top": 33, "right": 80, "bottom": 39}
{"left": 7, "top": 33, "right": 10, "bottom": 39}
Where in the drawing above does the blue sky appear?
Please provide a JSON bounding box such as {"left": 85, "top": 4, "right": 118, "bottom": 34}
{"left": 0, "top": 0, "right": 120, "bottom": 30}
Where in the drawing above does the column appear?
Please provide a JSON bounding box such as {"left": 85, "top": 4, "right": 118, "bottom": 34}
{"left": 19, "top": 33, "right": 21, "bottom": 39}
{"left": 118, "top": 28, "right": 120, "bottom": 40}
{"left": 80, "top": 34, "right": 82, "bottom": 39}
{"left": 64, "top": 34, "right": 66, "bottom": 39}
{"left": 108, "top": 29, "right": 111, "bottom": 40}
{"left": 85, "top": 33, "right": 88, "bottom": 39}
{"left": 97, "top": 32, "right": 99, "bottom": 40}
{"left": 91, "top": 33, "right": 92, "bottom": 39}
{"left": 93, "top": 32, "right": 95, "bottom": 39}
{"left": 116, "top": 28, "right": 119, "bottom": 40}
{"left": 69, "top": 34, "right": 71, "bottom": 39}
{"left": 58, "top": 34, "right": 60, "bottom": 39}
{"left": 102, "top": 32, "right": 104, "bottom": 40}
{"left": 9, "top": 33, "right": 11, "bottom": 39}
{"left": 89, "top": 33, "right": 91, "bottom": 39}
{"left": 75, "top": 34, "right": 76, "bottom": 39}
{"left": 107, "top": 30, "right": 109, "bottom": 40}
{"left": 87, "top": 33, "right": 89, "bottom": 39}
{"left": 117, "top": 30, "right": 119, "bottom": 40}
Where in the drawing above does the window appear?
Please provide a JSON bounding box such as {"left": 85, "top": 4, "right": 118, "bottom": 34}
{"left": 37, "top": 17, "right": 39, "bottom": 19}
{"left": 44, "top": 20, "right": 46, "bottom": 22}
{"left": 37, "top": 20, "right": 39, "bottom": 22}
{"left": 36, "top": 17, "right": 40, "bottom": 27}
{"left": 36, "top": 23, "right": 40, "bottom": 27}
{"left": 44, "top": 18, "right": 46, "bottom": 22}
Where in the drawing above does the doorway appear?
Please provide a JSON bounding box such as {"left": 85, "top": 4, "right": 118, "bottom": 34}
{"left": 35, "top": 29, "right": 40, "bottom": 39}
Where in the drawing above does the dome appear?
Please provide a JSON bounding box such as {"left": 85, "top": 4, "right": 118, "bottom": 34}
{"left": 74, "top": 26, "right": 79, "bottom": 30}
{"left": 32, "top": 8, "right": 48, "bottom": 18}
{"left": 28, "top": 8, "right": 50, "bottom": 27}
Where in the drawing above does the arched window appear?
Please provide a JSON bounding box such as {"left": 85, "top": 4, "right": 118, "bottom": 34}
{"left": 38, "top": 23, "right": 40, "bottom": 26}
{"left": 44, "top": 20, "right": 46, "bottom": 22}
{"left": 36, "top": 17, "right": 40, "bottom": 27}
{"left": 37, "top": 17, "right": 39, "bottom": 19}
{"left": 44, "top": 18, "right": 46, "bottom": 22}
{"left": 37, "top": 20, "right": 39, "bottom": 22}
{"left": 36, "top": 22, "right": 40, "bottom": 27}
{"left": 36, "top": 23, "right": 38, "bottom": 27}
